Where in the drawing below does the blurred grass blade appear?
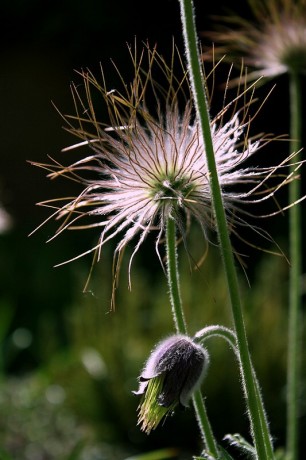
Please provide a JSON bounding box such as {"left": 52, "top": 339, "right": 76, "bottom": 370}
{"left": 65, "top": 440, "right": 86, "bottom": 460}
{"left": 0, "top": 301, "right": 15, "bottom": 340}
{"left": 124, "top": 448, "right": 178, "bottom": 460}
{"left": 0, "top": 447, "right": 14, "bottom": 460}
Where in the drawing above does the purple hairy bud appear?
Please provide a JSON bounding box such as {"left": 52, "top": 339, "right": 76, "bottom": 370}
{"left": 133, "top": 334, "right": 209, "bottom": 434}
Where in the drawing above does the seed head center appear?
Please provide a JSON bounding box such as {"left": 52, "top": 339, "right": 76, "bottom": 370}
{"left": 150, "top": 173, "right": 194, "bottom": 207}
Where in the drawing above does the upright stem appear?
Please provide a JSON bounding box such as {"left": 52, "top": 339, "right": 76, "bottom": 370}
{"left": 286, "top": 71, "right": 302, "bottom": 460}
{"left": 178, "top": 1, "right": 274, "bottom": 458}
{"left": 165, "top": 218, "right": 219, "bottom": 458}
{"left": 165, "top": 217, "right": 187, "bottom": 335}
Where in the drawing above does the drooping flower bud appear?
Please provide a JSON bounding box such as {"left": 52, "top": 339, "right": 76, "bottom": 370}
{"left": 133, "top": 334, "right": 209, "bottom": 434}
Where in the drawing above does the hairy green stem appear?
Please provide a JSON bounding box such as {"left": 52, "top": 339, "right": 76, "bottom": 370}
{"left": 165, "top": 218, "right": 219, "bottom": 458}
{"left": 178, "top": 0, "right": 274, "bottom": 458}
{"left": 192, "top": 390, "right": 218, "bottom": 458}
{"left": 195, "top": 326, "right": 273, "bottom": 456}
{"left": 286, "top": 71, "right": 302, "bottom": 460}
{"left": 194, "top": 325, "right": 237, "bottom": 349}
{"left": 165, "top": 218, "right": 187, "bottom": 334}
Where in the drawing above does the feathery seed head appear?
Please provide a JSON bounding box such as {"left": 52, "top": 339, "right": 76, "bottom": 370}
{"left": 204, "top": 0, "right": 306, "bottom": 79}
{"left": 31, "top": 43, "right": 302, "bottom": 293}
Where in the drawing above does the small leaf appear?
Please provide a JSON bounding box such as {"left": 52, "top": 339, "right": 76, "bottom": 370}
{"left": 193, "top": 452, "right": 217, "bottom": 460}
{"left": 217, "top": 446, "right": 236, "bottom": 460}
{"left": 224, "top": 433, "right": 255, "bottom": 456}
{"left": 194, "top": 445, "right": 235, "bottom": 460}
{"left": 193, "top": 456, "right": 214, "bottom": 460}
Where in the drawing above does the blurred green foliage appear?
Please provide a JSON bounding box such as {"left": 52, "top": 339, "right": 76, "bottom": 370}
{"left": 1, "top": 223, "right": 304, "bottom": 459}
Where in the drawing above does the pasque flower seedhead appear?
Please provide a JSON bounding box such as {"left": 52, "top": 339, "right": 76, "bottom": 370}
{"left": 204, "top": 0, "right": 306, "bottom": 80}
{"left": 31, "top": 43, "right": 303, "bottom": 294}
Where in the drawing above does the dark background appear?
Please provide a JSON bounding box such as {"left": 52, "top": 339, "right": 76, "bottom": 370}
{"left": 0, "top": 0, "right": 292, "bottom": 233}
{"left": 0, "top": 1, "right": 305, "bottom": 459}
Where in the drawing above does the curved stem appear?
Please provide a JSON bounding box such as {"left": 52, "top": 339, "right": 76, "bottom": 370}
{"left": 178, "top": 1, "right": 274, "bottom": 458}
{"left": 194, "top": 325, "right": 237, "bottom": 349}
{"left": 195, "top": 326, "right": 273, "bottom": 456}
{"left": 287, "top": 71, "right": 302, "bottom": 460}
{"left": 165, "top": 218, "right": 219, "bottom": 458}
